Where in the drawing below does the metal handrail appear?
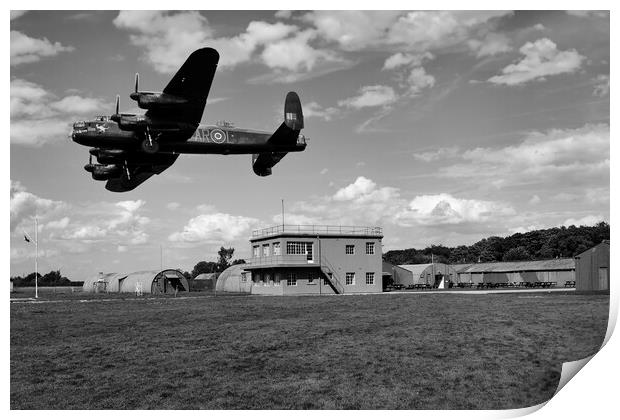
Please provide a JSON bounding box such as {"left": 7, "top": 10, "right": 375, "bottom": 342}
{"left": 246, "top": 255, "right": 313, "bottom": 266}
{"left": 251, "top": 224, "right": 383, "bottom": 238}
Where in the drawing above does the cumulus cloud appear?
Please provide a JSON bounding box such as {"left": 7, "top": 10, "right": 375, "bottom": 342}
{"left": 11, "top": 30, "right": 74, "bottom": 66}
{"left": 395, "top": 193, "right": 515, "bottom": 226}
{"left": 169, "top": 212, "right": 258, "bottom": 243}
{"left": 338, "top": 85, "right": 398, "bottom": 109}
{"left": 11, "top": 78, "right": 106, "bottom": 146}
{"left": 10, "top": 180, "right": 65, "bottom": 231}
{"left": 563, "top": 215, "right": 604, "bottom": 227}
{"left": 467, "top": 32, "right": 512, "bottom": 57}
{"left": 11, "top": 11, "right": 27, "bottom": 20}
{"left": 406, "top": 67, "right": 436, "bottom": 95}
{"left": 488, "top": 38, "right": 584, "bottom": 85}
{"left": 113, "top": 10, "right": 343, "bottom": 78}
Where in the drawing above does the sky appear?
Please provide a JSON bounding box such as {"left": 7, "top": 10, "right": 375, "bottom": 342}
{"left": 9, "top": 9, "right": 610, "bottom": 280}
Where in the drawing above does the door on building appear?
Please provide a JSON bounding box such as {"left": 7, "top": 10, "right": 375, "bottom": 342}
{"left": 598, "top": 267, "right": 609, "bottom": 290}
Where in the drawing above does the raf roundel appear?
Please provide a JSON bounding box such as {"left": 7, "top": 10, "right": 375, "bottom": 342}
{"left": 210, "top": 128, "right": 227, "bottom": 144}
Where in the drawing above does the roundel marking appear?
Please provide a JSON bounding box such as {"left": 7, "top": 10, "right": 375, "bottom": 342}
{"left": 210, "top": 128, "right": 227, "bottom": 144}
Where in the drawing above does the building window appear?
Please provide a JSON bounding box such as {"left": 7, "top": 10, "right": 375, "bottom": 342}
{"left": 287, "top": 241, "right": 313, "bottom": 261}
{"left": 263, "top": 244, "right": 270, "bottom": 257}
{"left": 366, "top": 272, "right": 375, "bottom": 285}
{"left": 241, "top": 273, "right": 247, "bottom": 282}
{"left": 287, "top": 273, "right": 297, "bottom": 286}
{"left": 366, "top": 242, "right": 375, "bottom": 255}
{"left": 273, "top": 242, "right": 281, "bottom": 256}
{"left": 346, "top": 272, "right": 355, "bottom": 285}
{"left": 345, "top": 244, "right": 355, "bottom": 255}
{"left": 253, "top": 245, "right": 260, "bottom": 258}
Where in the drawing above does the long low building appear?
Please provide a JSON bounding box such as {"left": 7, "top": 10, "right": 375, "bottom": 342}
{"left": 575, "top": 241, "right": 609, "bottom": 292}
{"left": 453, "top": 259, "right": 575, "bottom": 286}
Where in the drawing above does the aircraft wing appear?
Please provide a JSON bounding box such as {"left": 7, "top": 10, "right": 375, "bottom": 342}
{"left": 146, "top": 47, "right": 220, "bottom": 127}
{"left": 105, "top": 154, "right": 179, "bottom": 192}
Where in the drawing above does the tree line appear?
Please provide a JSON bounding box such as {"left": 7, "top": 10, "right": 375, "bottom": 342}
{"left": 383, "top": 222, "right": 610, "bottom": 266}
{"left": 11, "top": 270, "right": 76, "bottom": 288}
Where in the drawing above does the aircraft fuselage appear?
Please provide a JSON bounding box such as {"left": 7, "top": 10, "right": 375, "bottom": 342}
{"left": 72, "top": 118, "right": 307, "bottom": 154}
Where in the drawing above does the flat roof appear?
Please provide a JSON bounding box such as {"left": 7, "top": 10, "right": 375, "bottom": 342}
{"left": 455, "top": 258, "right": 575, "bottom": 273}
{"left": 250, "top": 224, "right": 383, "bottom": 240}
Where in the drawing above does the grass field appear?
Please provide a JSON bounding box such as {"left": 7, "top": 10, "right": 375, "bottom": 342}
{"left": 10, "top": 292, "right": 608, "bottom": 409}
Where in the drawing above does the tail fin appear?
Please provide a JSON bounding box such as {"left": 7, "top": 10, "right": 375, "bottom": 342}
{"left": 284, "top": 92, "right": 303, "bottom": 130}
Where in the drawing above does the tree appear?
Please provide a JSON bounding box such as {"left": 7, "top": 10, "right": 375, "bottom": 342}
{"left": 231, "top": 259, "right": 246, "bottom": 265}
{"left": 191, "top": 261, "right": 218, "bottom": 279}
{"left": 503, "top": 246, "right": 532, "bottom": 261}
{"left": 217, "top": 247, "right": 235, "bottom": 272}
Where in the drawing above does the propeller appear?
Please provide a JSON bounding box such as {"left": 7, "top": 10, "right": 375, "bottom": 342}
{"left": 135, "top": 73, "right": 139, "bottom": 93}
{"left": 111, "top": 95, "right": 121, "bottom": 122}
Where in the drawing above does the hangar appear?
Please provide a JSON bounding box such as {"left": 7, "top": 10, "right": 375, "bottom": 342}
{"left": 190, "top": 273, "right": 218, "bottom": 292}
{"left": 395, "top": 263, "right": 459, "bottom": 288}
{"left": 575, "top": 241, "right": 610, "bottom": 292}
{"left": 82, "top": 269, "right": 189, "bottom": 294}
{"left": 215, "top": 264, "right": 252, "bottom": 293}
{"left": 453, "top": 259, "right": 575, "bottom": 287}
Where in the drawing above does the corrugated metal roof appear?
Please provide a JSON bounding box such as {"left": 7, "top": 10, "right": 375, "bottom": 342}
{"left": 194, "top": 273, "right": 217, "bottom": 280}
{"left": 455, "top": 258, "right": 574, "bottom": 273}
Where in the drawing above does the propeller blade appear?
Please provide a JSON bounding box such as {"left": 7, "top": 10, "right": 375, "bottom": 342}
{"left": 89, "top": 154, "right": 92, "bottom": 165}
{"left": 115, "top": 95, "right": 120, "bottom": 115}
{"left": 135, "top": 73, "right": 139, "bottom": 93}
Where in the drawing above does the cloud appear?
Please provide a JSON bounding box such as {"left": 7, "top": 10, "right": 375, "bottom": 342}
{"left": 11, "top": 79, "right": 106, "bottom": 146}
{"left": 566, "top": 11, "right": 609, "bottom": 19}
{"left": 11, "top": 30, "right": 74, "bottom": 66}
{"left": 438, "top": 123, "right": 609, "bottom": 188}
{"left": 467, "top": 32, "right": 512, "bottom": 57}
{"left": 45, "top": 217, "right": 70, "bottom": 230}
{"left": 563, "top": 215, "right": 604, "bottom": 227}
{"left": 320, "top": 168, "right": 329, "bottom": 175}
{"left": 333, "top": 176, "right": 400, "bottom": 204}
{"left": 169, "top": 212, "right": 258, "bottom": 243}
{"left": 592, "top": 74, "right": 609, "bottom": 97}
{"left": 406, "top": 67, "right": 436, "bottom": 95}
{"left": 260, "top": 29, "right": 339, "bottom": 72}
{"left": 383, "top": 52, "right": 434, "bottom": 70}
{"left": 338, "top": 85, "right": 398, "bottom": 109}
{"left": 385, "top": 11, "right": 511, "bottom": 52}
{"left": 395, "top": 193, "right": 515, "bottom": 226}
{"left": 166, "top": 202, "right": 181, "bottom": 210}
{"left": 304, "top": 101, "right": 339, "bottom": 121}
{"left": 488, "top": 38, "right": 585, "bottom": 85}
{"left": 303, "top": 11, "right": 401, "bottom": 51}
{"left": 529, "top": 195, "right": 541, "bottom": 205}
{"left": 10, "top": 180, "right": 66, "bottom": 231}
{"left": 413, "top": 146, "right": 459, "bottom": 162}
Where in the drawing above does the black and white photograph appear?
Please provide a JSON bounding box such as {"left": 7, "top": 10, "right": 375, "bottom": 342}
{"left": 9, "top": 5, "right": 614, "bottom": 414}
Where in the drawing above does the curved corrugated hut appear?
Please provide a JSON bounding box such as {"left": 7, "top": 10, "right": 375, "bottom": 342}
{"left": 82, "top": 269, "right": 188, "bottom": 294}
{"left": 215, "top": 264, "right": 252, "bottom": 293}
{"left": 398, "top": 263, "right": 458, "bottom": 288}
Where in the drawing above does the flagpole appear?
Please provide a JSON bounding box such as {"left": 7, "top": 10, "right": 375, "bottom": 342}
{"left": 35, "top": 216, "right": 38, "bottom": 299}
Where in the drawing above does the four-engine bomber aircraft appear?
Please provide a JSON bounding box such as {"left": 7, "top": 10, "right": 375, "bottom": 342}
{"left": 71, "top": 47, "right": 306, "bottom": 192}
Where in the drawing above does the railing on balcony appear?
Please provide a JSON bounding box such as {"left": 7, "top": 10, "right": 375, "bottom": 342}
{"left": 246, "top": 254, "right": 316, "bottom": 267}
{"left": 251, "top": 224, "right": 383, "bottom": 238}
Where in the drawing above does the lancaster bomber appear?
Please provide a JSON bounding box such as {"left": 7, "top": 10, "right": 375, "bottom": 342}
{"left": 71, "top": 47, "right": 306, "bottom": 192}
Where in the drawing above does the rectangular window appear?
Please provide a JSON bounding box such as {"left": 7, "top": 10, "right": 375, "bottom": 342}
{"left": 287, "top": 273, "right": 297, "bottom": 286}
{"left": 262, "top": 244, "right": 270, "bottom": 257}
{"left": 286, "top": 241, "right": 313, "bottom": 256}
{"left": 241, "top": 273, "right": 247, "bottom": 282}
{"left": 253, "top": 245, "right": 260, "bottom": 258}
{"left": 366, "top": 242, "right": 375, "bottom": 255}
{"left": 273, "top": 242, "right": 281, "bottom": 256}
{"left": 366, "top": 272, "right": 375, "bottom": 285}
{"left": 346, "top": 272, "right": 355, "bottom": 285}
{"left": 345, "top": 244, "right": 355, "bottom": 255}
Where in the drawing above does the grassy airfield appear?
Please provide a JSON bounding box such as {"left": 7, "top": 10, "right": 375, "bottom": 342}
{"left": 10, "top": 292, "right": 608, "bottom": 409}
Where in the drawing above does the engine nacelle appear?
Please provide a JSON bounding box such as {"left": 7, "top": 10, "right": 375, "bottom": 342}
{"left": 90, "top": 149, "right": 126, "bottom": 164}
{"left": 130, "top": 92, "right": 189, "bottom": 110}
{"left": 117, "top": 115, "right": 147, "bottom": 131}
{"left": 84, "top": 163, "right": 121, "bottom": 180}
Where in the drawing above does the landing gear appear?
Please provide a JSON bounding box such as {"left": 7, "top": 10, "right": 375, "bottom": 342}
{"left": 141, "top": 126, "right": 159, "bottom": 153}
{"left": 124, "top": 160, "right": 131, "bottom": 180}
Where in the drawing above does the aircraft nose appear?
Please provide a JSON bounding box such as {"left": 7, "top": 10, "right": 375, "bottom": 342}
{"left": 71, "top": 121, "right": 86, "bottom": 142}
